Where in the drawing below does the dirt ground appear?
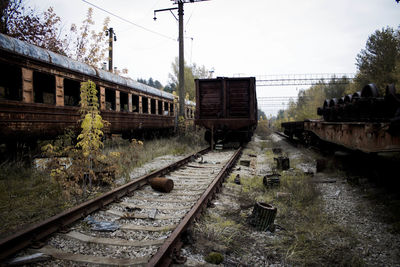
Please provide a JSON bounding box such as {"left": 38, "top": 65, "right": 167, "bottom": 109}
{"left": 176, "top": 133, "right": 400, "bottom": 266}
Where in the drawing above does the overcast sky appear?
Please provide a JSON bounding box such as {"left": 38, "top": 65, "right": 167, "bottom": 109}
{"left": 27, "top": 0, "right": 400, "bottom": 116}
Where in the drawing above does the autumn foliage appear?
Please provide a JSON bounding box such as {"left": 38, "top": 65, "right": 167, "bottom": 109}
{"left": 0, "top": 0, "right": 110, "bottom": 67}
{"left": 42, "top": 81, "right": 113, "bottom": 197}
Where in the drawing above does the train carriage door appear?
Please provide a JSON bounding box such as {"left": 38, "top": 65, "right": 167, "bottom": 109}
{"left": 197, "top": 79, "right": 223, "bottom": 119}
{"left": 227, "top": 78, "right": 250, "bottom": 118}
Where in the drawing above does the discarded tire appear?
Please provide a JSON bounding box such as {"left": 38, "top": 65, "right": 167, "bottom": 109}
{"left": 148, "top": 177, "right": 174, "bottom": 193}
{"left": 248, "top": 202, "right": 277, "bottom": 231}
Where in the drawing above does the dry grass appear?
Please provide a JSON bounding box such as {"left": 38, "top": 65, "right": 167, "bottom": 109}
{"left": 193, "top": 134, "right": 364, "bottom": 266}
{"left": 104, "top": 129, "right": 207, "bottom": 182}
{"left": 0, "top": 129, "right": 207, "bottom": 239}
{"left": 255, "top": 120, "right": 272, "bottom": 139}
{"left": 0, "top": 161, "right": 69, "bottom": 239}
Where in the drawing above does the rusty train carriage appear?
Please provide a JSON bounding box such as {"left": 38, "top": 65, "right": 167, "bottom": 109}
{"left": 195, "top": 77, "right": 257, "bottom": 143}
{"left": 0, "top": 33, "right": 195, "bottom": 141}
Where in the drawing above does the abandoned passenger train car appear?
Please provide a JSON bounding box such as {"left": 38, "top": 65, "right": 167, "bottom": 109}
{"left": 0, "top": 33, "right": 195, "bottom": 142}
{"left": 195, "top": 77, "right": 257, "bottom": 144}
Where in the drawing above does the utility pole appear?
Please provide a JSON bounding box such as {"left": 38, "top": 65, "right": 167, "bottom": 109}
{"left": 106, "top": 27, "right": 117, "bottom": 72}
{"left": 178, "top": 2, "right": 184, "bottom": 117}
{"left": 154, "top": 0, "right": 208, "bottom": 117}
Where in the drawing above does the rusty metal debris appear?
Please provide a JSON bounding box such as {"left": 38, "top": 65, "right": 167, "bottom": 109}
{"left": 6, "top": 253, "right": 50, "bottom": 266}
{"left": 234, "top": 174, "right": 241, "bottom": 185}
{"left": 239, "top": 160, "right": 250, "bottom": 167}
{"left": 148, "top": 209, "right": 158, "bottom": 220}
{"left": 274, "top": 156, "right": 290, "bottom": 170}
{"left": 272, "top": 147, "right": 282, "bottom": 154}
{"left": 263, "top": 171, "right": 281, "bottom": 188}
{"left": 84, "top": 216, "right": 120, "bottom": 232}
{"left": 248, "top": 202, "right": 277, "bottom": 231}
{"left": 148, "top": 177, "right": 174, "bottom": 193}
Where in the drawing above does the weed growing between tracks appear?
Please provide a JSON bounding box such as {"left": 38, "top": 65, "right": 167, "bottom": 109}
{"left": 104, "top": 128, "right": 207, "bottom": 183}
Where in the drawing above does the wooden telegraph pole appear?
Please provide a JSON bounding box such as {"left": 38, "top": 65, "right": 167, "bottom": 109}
{"left": 154, "top": 0, "right": 209, "bottom": 117}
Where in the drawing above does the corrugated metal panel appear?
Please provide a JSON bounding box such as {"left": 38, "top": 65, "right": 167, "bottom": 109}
{"left": 198, "top": 80, "right": 223, "bottom": 118}
{"left": 227, "top": 79, "right": 250, "bottom": 118}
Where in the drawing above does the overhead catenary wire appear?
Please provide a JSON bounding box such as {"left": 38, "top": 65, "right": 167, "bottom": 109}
{"left": 82, "top": 0, "right": 176, "bottom": 41}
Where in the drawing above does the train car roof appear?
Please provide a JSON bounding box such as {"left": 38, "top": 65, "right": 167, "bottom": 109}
{"left": 0, "top": 33, "right": 174, "bottom": 101}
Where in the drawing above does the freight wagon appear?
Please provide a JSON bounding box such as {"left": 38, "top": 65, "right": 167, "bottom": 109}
{"left": 281, "top": 83, "right": 400, "bottom": 153}
{"left": 195, "top": 77, "right": 257, "bottom": 144}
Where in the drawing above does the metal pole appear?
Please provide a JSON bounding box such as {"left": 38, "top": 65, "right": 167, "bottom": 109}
{"left": 178, "top": 2, "right": 185, "bottom": 117}
{"left": 108, "top": 27, "right": 113, "bottom": 72}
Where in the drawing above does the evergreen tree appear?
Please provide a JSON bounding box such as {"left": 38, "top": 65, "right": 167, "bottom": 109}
{"left": 355, "top": 27, "right": 400, "bottom": 92}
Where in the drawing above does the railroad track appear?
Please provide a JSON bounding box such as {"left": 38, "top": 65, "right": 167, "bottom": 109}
{"left": 1, "top": 147, "right": 242, "bottom": 266}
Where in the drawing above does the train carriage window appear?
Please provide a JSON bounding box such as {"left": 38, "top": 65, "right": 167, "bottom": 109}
{"left": 164, "top": 101, "right": 169, "bottom": 115}
{"left": 0, "top": 62, "right": 22, "bottom": 101}
{"left": 105, "top": 88, "right": 115, "bottom": 111}
{"left": 120, "top": 91, "right": 129, "bottom": 112}
{"left": 158, "top": 100, "right": 162, "bottom": 115}
{"left": 142, "top": 97, "right": 149, "bottom": 113}
{"left": 33, "top": 71, "right": 55, "bottom": 104}
{"left": 132, "top": 94, "right": 139, "bottom": 113}
{"left": 151, "top": 99, "right": 156, "bottom": 114}
{"left": 170, "top": 102, "right": 174, "bottom": 115}
{"left": 64, "top": 79, "right": 80, "bottom": 106}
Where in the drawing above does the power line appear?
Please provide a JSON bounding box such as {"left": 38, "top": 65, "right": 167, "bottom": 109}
{"left": 82, "top": 0, "right": 176, "bottom": 41}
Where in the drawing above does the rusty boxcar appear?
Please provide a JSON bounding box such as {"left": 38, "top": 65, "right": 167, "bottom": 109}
{"left": 195, "top": 77, "right": 257, "bottom": 144}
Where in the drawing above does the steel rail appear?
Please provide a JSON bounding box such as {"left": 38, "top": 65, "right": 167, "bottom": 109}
{"left": 148, "top": 147, "right": 243, "bottom": 266}
{"left": 0, "top": 147, "right": 210, "bottom": 261}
